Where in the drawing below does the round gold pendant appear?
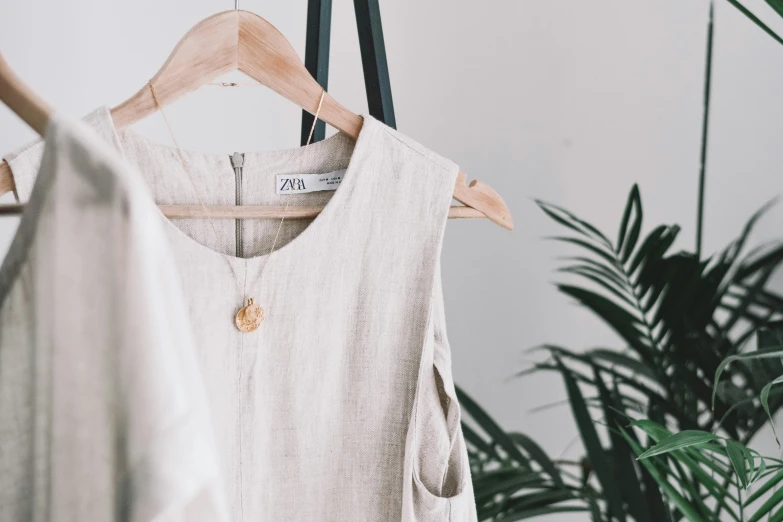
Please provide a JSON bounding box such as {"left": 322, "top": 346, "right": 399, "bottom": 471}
{"left": 235, "top": 298, "right": 265, "bottom": 332}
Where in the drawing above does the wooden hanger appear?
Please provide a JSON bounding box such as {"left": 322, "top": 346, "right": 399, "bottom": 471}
{"left": 0, "top": 10, "right": 513, "bottom": 230}
{"left": 0, "top": 52, "right": 52, "bottom": 150}
{"left": 0, "top": 51, "right": 52, "bottom": 215}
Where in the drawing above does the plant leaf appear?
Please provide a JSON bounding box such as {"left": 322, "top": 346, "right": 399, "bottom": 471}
{"left": 734, "top": 241, "right": 783, "bottom": 283}
{"left": 765, "top": 0, "right": 783, "bottom": 18}
{"left": 585, "top": 349, "right": 657, "bottom": 380}
{"left": 560, "top": 255, "right": 628, "bottom": 288}
{"left": 556, "top": 358, "right": 627, "bottom": 521}
{"left": 507, "top": 432, "right": 564, "bottom": 487}
{"left": 747, "top": 481, "right": 783, "bottom": 522}
{"left": 557, "top": 285, "right": 651, "bottom": 359}
{"left": 472, "top": 472, "right": 549, "bottom": 504}
{"left": 631, "top": 419, "right": 673, "bottom": 442}
{"left": 713, "top": 350, "right": 783, "bottom": 410}
{"left": 537, "top": 199, "right": 614, "bottom": 248}
{"left": 494, "top": 505, "right": 589, "bottom": 521}
{"left": 550, "top": 236, "right": 620, "bottom": 268}
{"left": 461, "top": 422, "right": 497, "bottom": 458}
{"left": 621, "top": 428, "right": 708, "bottom": 522}
{"left": 617, "top": 185, "right": 639, "bottom": 253}
{"left": 726, "top": 0, "right": 783, "bottom": 47}
{"left": 726, "top": 439, "right": 750, "bottom": 490}
{"left": 745, "top": 469, "right": 783, "bottom": 505}
{"left": 628, "top": 225, "right": 678, "bottom": 277}
{"left": 636, "top": 430, "right": 720, "bottom": 459}
{"left": 618, "top": 185, "right": 643, "bottom": 263}
{"left": 455, "top": 386, "right": 529, "bottom": 465}
{"left": 632, "top": 423, "right": 742, "bottom": 517}
{"left": 760, "top": 375, "right": 783, "bottom": 445}
{"left": 594, "top": 367, "right": 652, "bottom": 522}
{"left": 559, "top": 266, "right": 635, "bottom": 307}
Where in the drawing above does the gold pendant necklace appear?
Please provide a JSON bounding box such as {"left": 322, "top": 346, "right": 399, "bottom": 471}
{"left": 235, "top": 298, "right": 265, "bottom": 332}
{"left": 148, "top": 80, "right": 327, "bottom": 333}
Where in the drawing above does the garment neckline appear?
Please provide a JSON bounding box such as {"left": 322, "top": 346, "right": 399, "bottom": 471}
{"left": 96, "top": 106, "right": 375, "bottom": 266}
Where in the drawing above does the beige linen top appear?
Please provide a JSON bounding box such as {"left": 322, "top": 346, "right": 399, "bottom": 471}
{"left": 2, "top": 107, "right": 478, "bottom": 521}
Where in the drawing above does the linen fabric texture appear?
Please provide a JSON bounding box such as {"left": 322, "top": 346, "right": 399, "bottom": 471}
{"left": 1, "top": 107, "right": 479, "bottom": 521}
{"left": 0, "top": 115, "right": 227, "bottom": 522}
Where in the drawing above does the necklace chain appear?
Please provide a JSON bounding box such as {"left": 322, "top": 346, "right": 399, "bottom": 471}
{"left": 147, "top": 81, "right": 326, "bottom": 327}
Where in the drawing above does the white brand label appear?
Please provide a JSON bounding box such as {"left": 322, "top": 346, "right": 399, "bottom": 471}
{"left": 276, "top": 170, "right": 346, "bottom": 195}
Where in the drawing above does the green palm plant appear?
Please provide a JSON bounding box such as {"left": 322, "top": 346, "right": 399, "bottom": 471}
{"left": 530, "top": 185, "right": 783, "bottom": 521}
{"left": 462, "top": 185, "right": 783, "bottom": 521}
{"left": 457, "top": 386, "right": 596, "bottom": 520}
{"left": 459, "top": 3, "right": 783, "bottom": 520}
{"left": 624, "top": 327, "right": 783, "bottom": 522}
{"left": 532, "top": 185, "right": 783, "bottom": 442}
{"left": 580, "top": 5, "right": 783, "bottom": 519}
{"left": 726, "top": 0, "right": 783, "bottom": 46}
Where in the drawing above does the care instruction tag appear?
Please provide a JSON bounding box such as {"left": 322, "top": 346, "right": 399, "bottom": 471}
{"left": 276, "top": 169, "right": 346, "bottom": 195}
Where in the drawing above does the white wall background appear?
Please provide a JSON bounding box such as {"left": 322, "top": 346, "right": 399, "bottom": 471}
{"left": 2, "top": 1, "right": 783, "bottom": 519}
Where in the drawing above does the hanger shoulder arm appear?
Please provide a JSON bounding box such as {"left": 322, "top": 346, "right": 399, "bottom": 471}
{"left": 0, "top": 160, "right": 14, "bottom": 196}
{"left": 111, "top": 11, "right": 240, "bottom": 130}
{"left": 452, "top": 171, "right": 513, "bottom": 231}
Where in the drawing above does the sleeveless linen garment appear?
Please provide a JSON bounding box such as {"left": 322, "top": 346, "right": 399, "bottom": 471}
{"left": 0, "top": 115, "right": 227, "bottom": 522}
{"left": 2, "top": 107, "right": 478, "bottom": 521}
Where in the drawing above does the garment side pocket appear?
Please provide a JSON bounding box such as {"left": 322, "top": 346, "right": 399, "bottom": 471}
{"left": 407, "top": 262, "right": 478, "bottom": 521}
{"left": 412, "top": 360, "right": 467, "bottom": 501}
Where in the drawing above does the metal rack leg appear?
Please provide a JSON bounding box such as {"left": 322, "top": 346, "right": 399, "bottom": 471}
{"left": 301, "top": 0, "right": 332, "bottom": 145}
{"left": 353, "top": 0, "right": 396, "bottom": 128}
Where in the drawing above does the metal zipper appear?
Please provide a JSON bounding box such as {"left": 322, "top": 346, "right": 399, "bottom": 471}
{"left": 230, "top": 152, "right": 245, "bottom": 258}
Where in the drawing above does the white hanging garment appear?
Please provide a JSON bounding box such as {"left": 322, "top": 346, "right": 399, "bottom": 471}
{"left": 0, "top": 114, "right": 227, "bottom": 522}
{"left": 3, "top": 107, "right": 478, "bottom": 521}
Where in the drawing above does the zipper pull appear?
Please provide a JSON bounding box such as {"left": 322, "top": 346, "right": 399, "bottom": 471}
{"left": 230, "top": 152, "right": 245, "bottom": 169}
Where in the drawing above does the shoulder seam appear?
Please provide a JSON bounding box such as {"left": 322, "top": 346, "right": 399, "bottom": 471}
{"left": 377, "top": 126, "right": 457, "bottom": 176}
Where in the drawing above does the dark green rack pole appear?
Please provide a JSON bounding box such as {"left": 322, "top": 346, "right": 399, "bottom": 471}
{"left": 301, "top": 0, "right": 332, "bottom": 145}
{"left": 301, "top": 0, "right": 396, "bottom": 144}
{"left": 353, "top": 0, "right": 396, "bottom": 129}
